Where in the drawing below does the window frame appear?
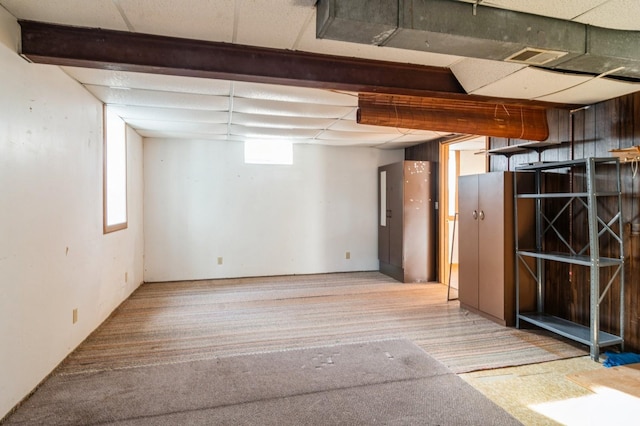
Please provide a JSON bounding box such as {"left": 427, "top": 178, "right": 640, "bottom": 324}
{"left": 103, "top": 105, "right": 128, "bottom": 234}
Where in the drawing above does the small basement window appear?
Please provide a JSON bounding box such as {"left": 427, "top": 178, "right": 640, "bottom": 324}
{"left": 103, "top": 106, "right": 128, "bottom": 233}
{"left": 244, "top": 140, "right": 293, "bottom": 165}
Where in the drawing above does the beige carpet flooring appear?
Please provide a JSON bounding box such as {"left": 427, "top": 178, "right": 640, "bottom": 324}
{"left": 58, "top": 271, "right": 586, "bottom": 376}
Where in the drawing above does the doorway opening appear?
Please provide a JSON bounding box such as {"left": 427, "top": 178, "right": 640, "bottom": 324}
{"left": 439, "top": 136, "right": 487, "bottom": 296}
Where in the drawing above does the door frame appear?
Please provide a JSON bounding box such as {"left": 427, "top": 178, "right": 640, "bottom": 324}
{"left": 438, "top": 136, "right": 488, "bottom": 284}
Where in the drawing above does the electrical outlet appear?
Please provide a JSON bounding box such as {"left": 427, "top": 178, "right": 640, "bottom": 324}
{"left": 72, "top": 308, "right": 78, "bottom": 324}
{"left": 345, "top": 251, "right": 351, "bottom": 260}
{"left": 217, "top": 257, "right": 223, "bottom": 265}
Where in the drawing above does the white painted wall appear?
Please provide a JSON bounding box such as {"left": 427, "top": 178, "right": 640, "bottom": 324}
{"left": 0, "top": 10, "right": 144, "bottom": 419}
{"left": 144, "top": 139, "right": 403, "bottom": 281}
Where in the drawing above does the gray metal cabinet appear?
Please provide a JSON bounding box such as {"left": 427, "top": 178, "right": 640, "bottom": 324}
{"left": 378, "top": 161, "right": 435, "bottom": 283}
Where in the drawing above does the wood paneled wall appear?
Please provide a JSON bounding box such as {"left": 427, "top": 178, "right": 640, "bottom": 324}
{"left": 405, "top": 92, "right": 640, "bottom": 352}
{"left": 489, "top": 92, "right": 640, "bottom": 352}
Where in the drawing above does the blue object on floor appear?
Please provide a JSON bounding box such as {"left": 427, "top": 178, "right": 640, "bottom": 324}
{"left": 603, "top": 352, "right": 640, "bottom": 367}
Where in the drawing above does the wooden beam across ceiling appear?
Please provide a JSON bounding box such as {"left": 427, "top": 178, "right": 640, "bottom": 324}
{"left": 18, "top": 20, "right": 464, "bottom": 97}
{"left": 357, "top": 93, "right": 550, "bottom": 141}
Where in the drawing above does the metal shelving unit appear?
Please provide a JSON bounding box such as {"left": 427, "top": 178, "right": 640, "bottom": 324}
{"left": 514, "top": 157, "right": 625, "bottom": 360}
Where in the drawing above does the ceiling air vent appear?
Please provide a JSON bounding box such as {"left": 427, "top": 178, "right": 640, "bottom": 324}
{"left": 505, "top": 48, "right": 568, "bottom": 65}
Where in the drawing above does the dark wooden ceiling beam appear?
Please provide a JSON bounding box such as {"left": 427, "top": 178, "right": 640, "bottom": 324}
{"left": 18, "top": 20, "right": 465, "bottom": 96}
{"left": 358, "top": 93, "right": 550, "bottom": 141}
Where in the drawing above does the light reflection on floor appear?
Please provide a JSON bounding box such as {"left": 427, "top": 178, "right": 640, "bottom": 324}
{"left": 530, "top": 386, "right": 640, "bottom": 425}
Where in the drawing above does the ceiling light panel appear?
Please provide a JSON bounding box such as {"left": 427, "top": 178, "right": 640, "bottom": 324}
{"left": 470, "top": 68, "right": 591, "bottom": 99}
{"left": 107, "top": 105, "right": 229, "bottom": 124}
{"left": 232, "top": 98, "right": 354, "bottom": 118}
{"left": 85, "top": 85, "right": 230, "bottom": 110}
{"left": 233, "top": 81, "right": 357, "bottom": 106}
{"left": 117, "top": 0, "right": 235, "bottom": 42}
{"left": 0, "top": 0, "right": 127, "bottom": 30}
{"left": 63, "top": 67, "right": 232, "bottom": 95}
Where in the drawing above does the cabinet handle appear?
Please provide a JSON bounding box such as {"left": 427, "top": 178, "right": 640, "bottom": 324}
{"left": 472, "top": 210, "right": 478, "bottom": 220}
{"left": 479, "top": 210, "right": 485, "bottom": 220}
{"left": 386, "top": 209, "right": 392, "bottom": 219}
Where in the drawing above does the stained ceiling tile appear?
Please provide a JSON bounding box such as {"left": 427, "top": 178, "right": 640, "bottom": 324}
{"left": 117, "top": 0, "right": 235, "bottom": 42}
{"left": 85, "top": 85, "right": 230, "bottom": 110}
{"left": 470, "top": 68, "right": 591, "bottom": 99}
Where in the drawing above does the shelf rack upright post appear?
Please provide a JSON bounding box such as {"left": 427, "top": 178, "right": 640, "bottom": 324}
{"left": 514, "top": 157, "right": 625, "bottom": 361}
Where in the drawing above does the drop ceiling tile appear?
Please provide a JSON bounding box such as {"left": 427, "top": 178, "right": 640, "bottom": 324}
{"left": 471, "top": 68, "right": 591, "bottom": 99}
{"left": 536, "top": 77, "right": 640, "bottom": 104}
{"left": 232, "top": 113, "right": 335, "bottom": 129}
{"left": 387, "top": 133, "right": 443, "bottom": 143}
{"left": 233, "top": 97, "right": 353, "bottom": 118}
{"left": 108, "top": 105, "right": 229, "bottom": 123}
{"left": 233, "top": 82, "right": 357, "bottom": 106}
{"left": 328, "top": 120, "right": 405, "bottom": 134}
{"left": 451, "top": 58, "right": 526, "bottom": 93}
{"left": 138, "top": 130, "right": 235, "bottom": 141}
{"left": 315, "top": 130, "right": 398, "bottom": 142}
{"left": 117, "top": 0, "right": 235, "bottom": 42}
{"left": 234, "top": 0, "right": 314, "bottom": 48}
{"left": 229, "top": 125, "right": 319, "bottom": 139}
{"left": 308, "top": 139, "right": 381, "bottom": 147}
{"left": 574, "top": 0, "right": 640, "bottom": 30}
{"left": 461, "top": 0, "right": 608, "bottom": 20}
{"left": 126, "top": 119, "right": 228, "bottom": 134}
{"left": 63, "top": 67, "right": 231, "bottom": 95}
{"left": 0, "top": 0, "right": 127, "bottom": 30}
{"left": 85, "top": 85, "right": 230, "bottom": 110}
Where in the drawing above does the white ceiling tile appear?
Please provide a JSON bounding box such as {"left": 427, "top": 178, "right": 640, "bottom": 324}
{"left": 309, "top": 139, "right": 381, "bottom": 147}
{"left": 574, "top": 0, "right": 640, "bottom": 30}
{"left": 231, "top": 113, "right": 334, "bottom": 129}
{"left": 536, "top": 78, "right": 640, "bottom": 104}
{"left": 116, "top": 0, "right": 235, "bottom": 42}
{"left": 108, "top": 105, "right": 229, "bottom": 123}
{"left": 471, "top": 68, "right": 591, "bottom": 99}
{"left": 328, "top": 120, "right": 406, "bottom": 134}
{"left": 451, "top": 58, "right": 526, "bottom": 93}
{"left": 126, "top": 119, "right": 228, "bottom": 134}
{"left": 233, "top": 82, "right": 357, "bottom": 106}
{"left": 137, "top": 130, "right": 236, "bottom": 141}
{"left": 234, "top": 0, "right": 314, "bottom": 48}
{"left": 232, "top": 97, "right": 353, "bottom": 118}
{"left": 464, "top": 0, "right": 609, "bottom": 20}
{"left": 0, "top": 0, "right": 128, "bottom": 30}
{"left": 85, "top": 85, "right": 230, "bottom": 110}
{"left": 315, "top": 130, "right": 399, "bottom": 142}
{"left": 388, "top": 133, "right": 444, "bottom": 143}
{"left": 63, "top": 67, "right": 231, "bottom": 95}
{"left": 229, "top": 125, "right": 319, "bottom": 139}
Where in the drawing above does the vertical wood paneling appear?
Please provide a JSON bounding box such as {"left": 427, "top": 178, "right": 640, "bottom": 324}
{"left": 489, "top": 93, "right": 640, "bottom": 353}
